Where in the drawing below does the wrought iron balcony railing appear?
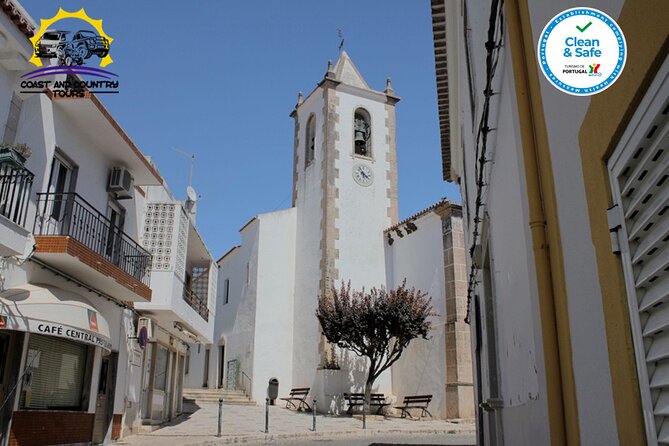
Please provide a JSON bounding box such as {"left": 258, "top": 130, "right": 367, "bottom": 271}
{"left": 0, "top": 163, "right": 34, "bottom": 228}
{"left": 183, "top": 286, "right": 209, "bottom": 321}
{"left": 34, "top": 192, "right": 151, "bottom": 285}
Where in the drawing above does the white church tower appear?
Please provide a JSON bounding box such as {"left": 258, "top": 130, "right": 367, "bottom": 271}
{"left": 204, "top": 51, "right": 403, "bottom": 411}
{"left": 290, "top": 51, "right": 400, "bottom": 406}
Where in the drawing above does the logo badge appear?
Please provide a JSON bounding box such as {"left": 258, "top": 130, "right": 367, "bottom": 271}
{"left": 88, "top": 309, "right": 99, "bottom": 332}
{"left": 20, "top": 8, "right": 118, "bottom": 96}
{"left": 537, "top": 8, "right": 626, "bottom": 96}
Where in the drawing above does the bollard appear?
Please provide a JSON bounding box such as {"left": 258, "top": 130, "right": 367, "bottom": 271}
{"left": 312, "top": 399, "right": 317, "bottom": 431}
{"left": 362, "top": 403, "right": 366, "bottom": 429}
{"left": 217, "top": 399, "right": 222, "bottom": 437}
{"left": 265, "top": 398, "right": 269, "bottom": 433}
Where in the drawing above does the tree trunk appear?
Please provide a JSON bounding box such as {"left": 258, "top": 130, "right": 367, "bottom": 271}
{"left": 364, "top": 376, "right": 374, "bottom": 412}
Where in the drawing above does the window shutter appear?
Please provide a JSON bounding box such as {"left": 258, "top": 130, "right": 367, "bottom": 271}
{"left": 608, "top": 65, "right": 669, "bottom": 444}
{"left": 19, "top": 334, "right": 89, "bottom": 410}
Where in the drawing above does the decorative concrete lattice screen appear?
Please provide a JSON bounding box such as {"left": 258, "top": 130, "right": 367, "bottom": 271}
{"left": 175, "top": 209, "right": 189, "bottom": 280}
{"left": 191, "top": 267, "right": 209, "bottom": 301}
{"left": 142, "top": 203, "right": 178, "bottom": 271}
{"left": 208, "top": 264, "right": 217, "bottom": 307}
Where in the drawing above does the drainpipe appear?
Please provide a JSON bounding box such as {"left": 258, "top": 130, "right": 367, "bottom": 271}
{"left": 506, "top": 0, "right": 579, "bottom": 444}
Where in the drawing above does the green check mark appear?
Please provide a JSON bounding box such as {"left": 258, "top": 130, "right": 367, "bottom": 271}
{"left": 576, "top": 21, "right": 592, "bottom": 32}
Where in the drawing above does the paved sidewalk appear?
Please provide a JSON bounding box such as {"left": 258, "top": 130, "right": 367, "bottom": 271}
{"left": 119, "top": 402, "right": 475, "bottom": 445}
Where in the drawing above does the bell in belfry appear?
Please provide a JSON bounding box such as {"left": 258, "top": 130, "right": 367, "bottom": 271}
{"left": 354, "top": 116, "right": 369, "bottom": 155}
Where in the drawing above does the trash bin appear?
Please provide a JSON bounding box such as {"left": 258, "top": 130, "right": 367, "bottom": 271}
{"left": 267, "top": 378, "right": 279, "bottom": 405}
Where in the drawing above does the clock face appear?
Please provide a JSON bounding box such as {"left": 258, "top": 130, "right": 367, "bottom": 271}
{"left": 353, "top": 163, "right": 374, "bottom": 186}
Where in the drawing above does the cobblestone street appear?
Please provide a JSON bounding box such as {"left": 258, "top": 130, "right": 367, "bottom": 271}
{"left": 118, "top": 403, "right": 475, "bottom": 445}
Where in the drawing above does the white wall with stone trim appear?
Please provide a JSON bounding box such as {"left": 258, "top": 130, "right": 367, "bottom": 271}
{"left": 386, "top": 211, "right": 447, "bottom": 418}
{"left": 291, "top": 88, "right": 326, "bottom": 391}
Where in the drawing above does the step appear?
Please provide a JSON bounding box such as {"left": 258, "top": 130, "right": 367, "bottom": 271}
{"left": 183, "top": 391, "right": 248, "bottom": 397}
{"left": 185, "top": 398, "right": 257, "bottom": 405}
{"left": 183, "top": 388, "right": 247, "bottom": 395}
{"left": 183, "top": 394, "right": 251, "bottom": 400}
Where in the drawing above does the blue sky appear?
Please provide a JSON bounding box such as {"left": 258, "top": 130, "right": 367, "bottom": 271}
{"left": 23, "top": 0, "right": 460, "bottom": 258}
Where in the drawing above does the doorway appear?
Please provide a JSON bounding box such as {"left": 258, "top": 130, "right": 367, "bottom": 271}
{"left": 93, "top": 352, "right": 117, "bottom": 444}
{"left": 218, "top": 344, "right": 225, "bottom": 388}
{"left": 0, "top": 333, "right": 12, "bottom": 446}
{"left": 0, "top": 332, "right": 23, "bottom": 446}
{"left": 203, "top": 348, "right": 209, "bottom": 388}
{"left": 105, "top": 200, "right": 125, "bottom": 264}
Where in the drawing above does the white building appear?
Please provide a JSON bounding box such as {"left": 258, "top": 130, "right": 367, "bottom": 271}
{"left": 190, "top": 51, "right": 473, "bottom": 420}
{"left": 386, "top": 200, "right": 473, "bottom": 419}
{"left": 0, "top": 1, "right": 217, "bottom": 444}
{"left": 432, "top": 0, "right": 668, "bottom": 444}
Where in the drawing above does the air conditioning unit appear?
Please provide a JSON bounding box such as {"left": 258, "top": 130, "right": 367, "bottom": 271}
{"left": 137, "top": 317, "right": 153, "bottom": 339}
{"left": 108, "top": 166, "right": 134, "bottom": 199}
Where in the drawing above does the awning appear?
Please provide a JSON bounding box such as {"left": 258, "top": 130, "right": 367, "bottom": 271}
{"left": 0, "top": 284, "right": 112, "bottom": 351}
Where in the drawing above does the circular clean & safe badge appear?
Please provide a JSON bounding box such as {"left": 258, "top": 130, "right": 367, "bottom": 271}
{"left": 537, "top": 7, "right": 626, "bottom": 96}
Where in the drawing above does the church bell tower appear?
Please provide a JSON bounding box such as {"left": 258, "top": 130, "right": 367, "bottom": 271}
{"left": 289, "top": 50, "right": 400, "bottom": 390}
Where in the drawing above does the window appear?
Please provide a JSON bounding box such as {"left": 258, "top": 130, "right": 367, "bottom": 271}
{"left": 105, "top": 200, "right": 125, "bottom": 261}
{"left": 223, "top": 278, "right": 230, "bottom": 305}
{"left": 246, "top": 262, "right": 250, "bottom": 286}
{"left": 19, "top": 334, "right": 91, "bottom": 410}
{"left": 607, "top": 70, "right": 669, "bottom": 442}
{"left": 353, "top": 109, "right": 371, "bottom": 157}
{"left": 154, "top": 345, "right": 168, "bottom": 391}
{"left": 47, "top": 154, "right": 75, "bottom": 222}
{"left": 305, "top": 115, "right": 316, "bottom": 165}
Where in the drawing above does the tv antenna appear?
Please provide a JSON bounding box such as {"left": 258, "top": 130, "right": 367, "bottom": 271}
{"left": 171, "top": 147, "right": 196, "bottom": 188}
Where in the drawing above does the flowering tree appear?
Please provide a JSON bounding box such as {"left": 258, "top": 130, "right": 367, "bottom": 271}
{"left": 316, "top": 280, "right": 433, "bottom": 408}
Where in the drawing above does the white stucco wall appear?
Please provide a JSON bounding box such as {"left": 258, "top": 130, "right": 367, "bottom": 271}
{"left": 292, "top": 88, "right": 326, "bottom": 391}
{"left": 386, "top": 211, "right": 447, "bottom": 418}
{"left": 452, "top": 1, "right": 549, "bottom": 442}
{"left": 202, "top": 219, "right": 260, "bottom": 392}
{"left": 250, "top": 208, "right": 296, "bottom": 401}
{"left": 330, "top": 86, "right": 395, "bottom": 398}
{"left": 333, "top": 87, "right": 393, "bottom": 293}
{"left": 527, "top": 2, "right": 623, "bottom": 444}
{"left": 450, "top": 0, "right": 627, "bottom": 443}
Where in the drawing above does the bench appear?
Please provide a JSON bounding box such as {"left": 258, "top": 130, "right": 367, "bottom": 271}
{"left": 344, "top": 392, "right": 390, "bottom": 415}
{"left": 394, "top": 394, "right": 433, "bottom": 419}
{"left": 279, "top": 387, "right": 311, "bottom": 411}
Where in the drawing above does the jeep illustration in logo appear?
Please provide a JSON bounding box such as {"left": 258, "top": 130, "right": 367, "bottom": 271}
{"left": 35, "top": 29, "right": 110, "bottom": 66}
{"left": 21, "top": 8, "right": 119, "bottom": 96}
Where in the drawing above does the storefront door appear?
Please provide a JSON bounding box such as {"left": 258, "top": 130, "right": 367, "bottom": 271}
{"left": 0, "top": 332, "right": 12, "bottom": 445}
{"left": 93, "top": 353, "right": 116, "bottom": 444}
{"left": 140, "top": 342, "right": 154, "bottom": 420}
{"left": 165, "top": 350, "right": 174, "bottom": 421}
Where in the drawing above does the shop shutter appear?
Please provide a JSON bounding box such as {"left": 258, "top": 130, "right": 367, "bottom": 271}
{"left": 19, "top": 334, "right": 89, "bottom": 410}
{"left": 608, "top": 64, "right": 669, "bottom": 445}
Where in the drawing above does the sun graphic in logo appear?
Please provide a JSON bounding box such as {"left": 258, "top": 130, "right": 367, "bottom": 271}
{"left": 29, "top": 8, "right": 113, "bottom": 67}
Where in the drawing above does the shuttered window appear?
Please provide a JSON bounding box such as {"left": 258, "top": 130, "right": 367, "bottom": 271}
{"left": 19, "top": 334, "right": 90, "bottom": 410}
{"left": 608, "top": 60, "right": 669, "bottom": 445}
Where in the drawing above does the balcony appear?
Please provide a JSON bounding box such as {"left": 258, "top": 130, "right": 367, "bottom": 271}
{"left": 134, "top": 197, "right": 215, "bottom": 344}
{"left": 0, "top": 162, "right": 33, "bottom": 227}
{"left": 183, "top": 286, "right": 209, "bottom": 321}
{"left": 33, "top": 192, "right": 152, "bottom": 301}
{"left": 0, "top": 162, "right": 34, "bottom": 256}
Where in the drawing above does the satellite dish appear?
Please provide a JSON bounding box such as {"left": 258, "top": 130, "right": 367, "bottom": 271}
{"left": 186, "top": 186, "right": 197, "bottom": 203}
